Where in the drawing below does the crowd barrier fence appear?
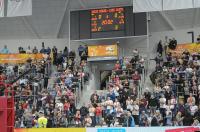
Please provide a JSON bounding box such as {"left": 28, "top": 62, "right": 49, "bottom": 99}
{"left": 14, "top": 127, "right": 200, "bottom": 132}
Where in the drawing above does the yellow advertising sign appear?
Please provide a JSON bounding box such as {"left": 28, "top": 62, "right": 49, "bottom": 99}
{"left": 168, "top": 43, "right": 200, "bottom": 56}
{"left": 88, "top": 44, "right": 118, "bottom": 57}
{"left": 0, "top": 53, "right": 44, "bottom": 64}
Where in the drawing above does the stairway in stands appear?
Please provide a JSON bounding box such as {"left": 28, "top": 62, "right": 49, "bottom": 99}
{"left": 77, "top": 73, "right": 96, "bottom": 108}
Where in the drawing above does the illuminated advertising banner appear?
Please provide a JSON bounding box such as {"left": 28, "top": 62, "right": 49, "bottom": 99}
{"left": 88, "top": 44, "right": 118, "bottom": 57}
{"left": 0, "top": 53, "right": 44, "bottom": 64}
{"left": 87, "top": 127, "right": 200, "bottom": 132}
{"left": 91, "top": 7, "right": 125, "bottom": 32}
{"left": 14, "top": 128, "right": 86, "bottom": 132}
{"left": 168, "top": 43, "right": 200, "bottom": 56}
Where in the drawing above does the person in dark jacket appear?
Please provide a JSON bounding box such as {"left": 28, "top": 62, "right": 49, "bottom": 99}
{"left": 80, "top": 104, "right": 89, "bottom": 119}
{"left": 157, "top": 40, "right": 163, "bottom": 56}
{"left": 52, "top": 46, "right": 58, "bottom": 65}
{"left": 183, "top": 112, "right": 194, "bottom": 126}
{"left": 127, "top": 111, "right": 135, "bottom": 127}
{"left": 168, "top": 38, "right": 177, "bottom": 50}
{"left": 63, "top": 46, "right": 69, "bottom": 58}
{"left": 151, "top": 116, "right": 159, "bottom": 126}
{"left": 149, "top": 95, "right": 158, "bottom": 113}
{"left": 68, "top": 51, "right": 76, "bottom": 61}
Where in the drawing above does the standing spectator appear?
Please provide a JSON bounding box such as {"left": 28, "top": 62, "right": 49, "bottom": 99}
{"left": 132, "top": 71, "right": 141, "bottom": 86}
{"left": 157, "top": 40, "right": 163, "bottom": 56}
{"left": 78, "top": 45, "right": 85, "bottom": 57}
{"left": 84, "top": 45, "right": 88, "bottom": 56}
{"left": 74, "top": 110, "right": 81, "bottom": 126}
{"left": 63, "top": 46, "right": 69, "bottom": 58}
{"left": 89, "top": 104, "right": 96, "bottom": 127}
{"left": 187, "top": 93, "right": 196, "bottom": 106}
{"left": 164, "top": 36, "right": 169, "bottom": 55}
{"left": 38, "top": 111, "right": 48, "bottom": 128}
{"left": 52, "top": 46, "right": 58, "bottom": 65}
{"left": 1, "top": 45, "right": 9, "bottom": 54}
{"left": 46, "top": 47, "right": 51, "bottom": 55}
{"left": 114, "top": 61, "right": 121, "bottom": 70}
{"left": 132, "top": 101, "right": 139, "bottom": 126}
{"left": 40, "top": 42, "right": 46, "bottom": 53}
{"left": 197, "top": 35, "right": 200, "bottom": 44}
{"left": 68, "top": 50, "right": 76, "bottom": 61}
{"left": 26, "top": 46, "right": 32, "bottom": 54}
{"left": 80, "top": 103, "right": 89, "bottom": 119}
{"left": 95, "top": 104, "right": 102, "bottom": 125}
{"left": 32, "top": 46, "right": 38, "bottom": 54}
{"left": 127, "top": 111, "right": 135, "bottom": 127}
{"left": 159, "top": 94, "right": 166, "bottom": 119}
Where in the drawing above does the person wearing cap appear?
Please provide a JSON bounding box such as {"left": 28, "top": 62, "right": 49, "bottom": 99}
{"left": 38, "top": 111, "right": 48, "bottom": 128}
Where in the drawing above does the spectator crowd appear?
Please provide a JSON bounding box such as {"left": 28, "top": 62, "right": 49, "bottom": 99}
{"left": 2, "top": 38, "right": 200, "bottom": 128}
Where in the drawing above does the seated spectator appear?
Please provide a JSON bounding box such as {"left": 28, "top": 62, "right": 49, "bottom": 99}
{"left": 183, "top": 112, "right": 194, "bottom": 126}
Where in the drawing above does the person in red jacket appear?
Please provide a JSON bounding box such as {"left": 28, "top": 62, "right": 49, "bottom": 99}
{"left": 114, "top": 61, "right": 121, "bottom": 70}
{"left": 95, "top": 104, "right": 102, "bottom": 125}
{"left": 132, "top": 71, "right": 141, "bottom": 85}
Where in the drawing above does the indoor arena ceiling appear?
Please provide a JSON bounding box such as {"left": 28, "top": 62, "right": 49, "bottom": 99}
{"left": 0, "top": 0, "right": 198, "bottom": 39}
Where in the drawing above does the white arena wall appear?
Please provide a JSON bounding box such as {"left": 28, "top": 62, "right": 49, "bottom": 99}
{"left": 0, "top": 27, "right": 199, "bottom": 56}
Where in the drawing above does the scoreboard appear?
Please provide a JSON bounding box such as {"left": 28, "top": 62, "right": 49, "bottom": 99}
{"left": 91, "top": 7, "right": 125, "bottom": 32}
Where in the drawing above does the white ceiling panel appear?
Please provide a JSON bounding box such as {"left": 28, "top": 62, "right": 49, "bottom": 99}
{"left": 0, "top": 0, "right": 197, "bottom": 39}
{"left": 163, "top": 0, "right": 193, "bottom": 11}
{"left": 194, "top": 0, "right": 200, "bottom": 8}
{"left": 133, "top": 0, "right": 162, "bottom": 12}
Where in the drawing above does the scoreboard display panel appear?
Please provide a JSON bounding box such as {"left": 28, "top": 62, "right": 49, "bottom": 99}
{"left": 91, "top": 7, "right": 125, "bottom": 32}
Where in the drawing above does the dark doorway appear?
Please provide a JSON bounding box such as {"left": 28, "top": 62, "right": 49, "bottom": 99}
{"left": 100, "top": 70, "right": 112, "bottom": 90}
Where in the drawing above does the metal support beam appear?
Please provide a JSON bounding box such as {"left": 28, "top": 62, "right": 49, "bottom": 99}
{"left": 68, "top": 9, "right": 71, "bottom": 51}
{"left": 55, "top": 0, "right": 69, "bottom": 38}
{"left": 159, "top": 12, "right": 176, "bottom": 30}
{"left": 21, "top": 17, "right": 41, "bottom": 39}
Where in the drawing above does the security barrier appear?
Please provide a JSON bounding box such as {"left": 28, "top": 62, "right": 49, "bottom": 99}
{"left": 14, "top": 128, "right": 86, "bottom": 132}
{"left": 14, "top": 127, "right": 200, "bottom": 132}
{"left": 86, "top": 127, "right": 200, "bottom": 132}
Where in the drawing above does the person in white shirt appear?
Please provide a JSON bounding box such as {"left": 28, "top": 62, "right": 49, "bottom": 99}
{"left": 116, "top": 105, "right": 123, "bottom": 118}
{"left": 187, "top": 93, "right": 196, "bottom": 106}
{"left": 88, "top": 104, "right": 96, "bottom": 127}
{"left": 126, "top": 97, "right": 133, "bottom": 111}
{"left": 159, "top": 94, "right": 166, "bottom": 118}
{"left": 26, "top": 46, "right": 32, "bottom": 54}
{"left": 105, "top": 97, "right": 113, "bottom": 115}
{"left": 190, "top": 104, "right": 198, "bottom": 116}
{"left": 84, "top": 115, "right": 92, "bottom": 127}
{"left": 113, "top": 98, "right": 120, "bottom": 108}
